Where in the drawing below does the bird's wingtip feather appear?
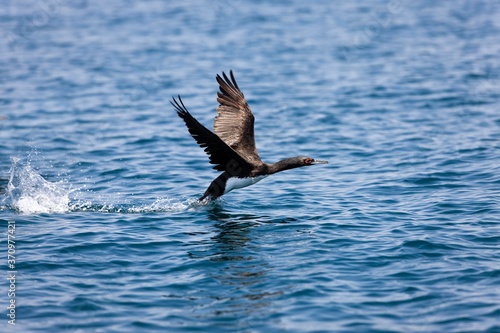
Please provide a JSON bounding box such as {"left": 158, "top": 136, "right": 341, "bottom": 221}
{"left": 171, "top": 95, "right": 190, "bottom": 117}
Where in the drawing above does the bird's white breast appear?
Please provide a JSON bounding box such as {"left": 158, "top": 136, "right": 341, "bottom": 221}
{"left": 224, "top": 175, "right": 268, "bottom": 194}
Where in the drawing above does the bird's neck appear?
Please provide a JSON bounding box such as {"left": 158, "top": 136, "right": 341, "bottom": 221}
{"left": 267, "top": 158, "right": 303, "bottom": 174}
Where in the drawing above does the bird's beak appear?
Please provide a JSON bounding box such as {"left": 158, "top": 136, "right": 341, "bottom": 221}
{"left": 312, "top": 159, "right": 328, "bottom": 165}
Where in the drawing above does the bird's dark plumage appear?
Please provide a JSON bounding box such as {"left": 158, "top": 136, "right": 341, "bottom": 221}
{"left": 171, "top": 96, "right": 252, "bottom": 175}
{"left": 214, "top": 71, "right": 260, "bottom": 164}
{"left": 172, "top": 70, "right": 328, "bottom": 201}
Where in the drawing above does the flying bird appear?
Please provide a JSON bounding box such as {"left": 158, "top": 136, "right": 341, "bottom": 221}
{"left": 171, "top": 71, "right": 328, "bottom": 202}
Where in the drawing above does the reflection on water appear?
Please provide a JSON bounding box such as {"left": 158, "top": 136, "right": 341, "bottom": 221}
{"left": 196, "top": 206, "right": 283, "bottom": 331}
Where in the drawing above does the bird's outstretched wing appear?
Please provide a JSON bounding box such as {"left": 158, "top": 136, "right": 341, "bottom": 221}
{"left": 214, "top": 71, "right": 261, "bottom": 163}
{"left": 172, "top": 96, "right": 252, "bottom": 175}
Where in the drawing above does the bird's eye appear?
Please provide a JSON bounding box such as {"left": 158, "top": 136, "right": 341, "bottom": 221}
{"left": 305, "top": 158, "right": 313, "bottom": 165}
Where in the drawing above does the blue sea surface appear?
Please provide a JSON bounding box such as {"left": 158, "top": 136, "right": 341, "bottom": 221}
{"left": 1, "top": 1, "right": 499, "bottom": 332}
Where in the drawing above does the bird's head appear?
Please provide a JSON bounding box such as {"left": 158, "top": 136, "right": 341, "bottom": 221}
{"left": 300, "top": 156, "right": 329, "bottom": 166}
{"left": 271, "top": 156, "right": 328, "bottom": 173}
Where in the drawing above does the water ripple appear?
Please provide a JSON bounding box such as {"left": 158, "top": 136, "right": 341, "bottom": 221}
{"left": 1, "top": 1, "right": 499, "bottom": 332}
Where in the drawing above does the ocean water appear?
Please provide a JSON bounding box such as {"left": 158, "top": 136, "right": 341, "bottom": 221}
{"left": 1, "top": 0, "right": 499, "bottom": 332}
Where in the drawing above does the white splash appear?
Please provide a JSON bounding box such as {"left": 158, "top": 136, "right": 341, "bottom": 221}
{"left": 126, "top": 197, "right": 197, "bottom": 213}
{"left": 5, "top": 158, "right": 70, "bottom": 214}
{"left": 2, "top": 158, "right": 206, "bottom": 214}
